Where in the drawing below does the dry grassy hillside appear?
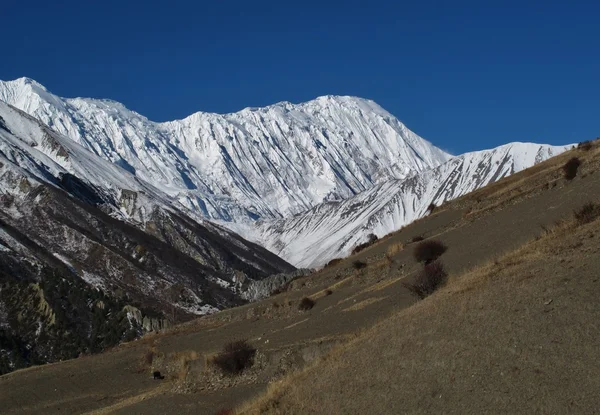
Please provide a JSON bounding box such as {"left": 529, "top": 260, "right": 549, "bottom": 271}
{"left": 1, "top": 140, "right": 599, "bottom": 415}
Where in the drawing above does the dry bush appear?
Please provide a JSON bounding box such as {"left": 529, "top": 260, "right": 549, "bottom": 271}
{"left": 413, "top": 240, "right": 448, "bottom": 264}
{"left": 367, "top": 233, "right": 378, "bottom": 243}
{"left": 271, "top": 283, "right": 289, "bottom": 296}
{"left": 143, "top": 349, "right": 155, "bottom": 366}
{"left": 563, "top": 157, "right": 581, "bottom": 180}
{"left": 351, "top": 234, "right": 379, "bottom": 255}
{"left": 141, "top": 342, "right": 160, "bottom": 367}
{"left": 574, "top": 202, "right": 600, "bottom": 225}
{"left": 578, "top": 141, "right": 593, "bottom": 151}
{"left": 212, "top": 340, "right": 256, "bottom": 376}
{"left": 351, "top": 242, "right": 369, "bottom": 255}
{"left": 170, "top": 350, "right": 199, "bottom": 381}
{"left": 324, "top": 258, "right": 343, "bottom": 268}
{"left": 403, "top": 261, "right": 448, "bottom": 299}
{"left": 386, "top": 243, "right": 404, "bottom": 257}
{"left": 353, "top": 260, "right": 367, "bottom": 270}
{"left": 298, "top": 297, "right": 316, "bottom": 311}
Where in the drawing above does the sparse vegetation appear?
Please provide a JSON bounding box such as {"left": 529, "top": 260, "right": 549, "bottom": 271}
{"left": 563, "top": 157, "right": 581, "bottom": 180}
{"left": 298, "top": 297, "right": 316, "bottom": 311}
{"left": 350, "top": 243, "right": 367, "bottom": 255}
{"left": 578, "top": 141, "right": 593, "bottom": 151}
{"left": 143, "top": 349, "right": 155, "bottom": 366}
{"left": 403, "top": 261, "right": 448, "bottom": 299}
{"left": 413, "top": 240, "right": 448, "bottom": 264}
{"left": 212, "top": 340, "right": 256, "bottom": 376}
{"left": 351, "top": 233, "right": 379, "bottom": 255}
{"left": 385, "top": 242, "right": 404, "bottom": 264}
{"left": 386, "top": 243, "right": 404, "bottom": 257}
{"left": 574, "top": 202, "right": 600, "bottom": 225}
{"left": 324, "top": 258, "right": 343, "bottom": 268}
{"left": 271, "top": 284, "right": 289, "bottom": 296}
{"left": 352, "top": 260, "right": 367, "bottom": 270}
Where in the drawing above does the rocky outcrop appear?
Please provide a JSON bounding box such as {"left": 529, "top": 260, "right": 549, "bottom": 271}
{"left": 239, "top": 269, "right": 312, "bottom": 302}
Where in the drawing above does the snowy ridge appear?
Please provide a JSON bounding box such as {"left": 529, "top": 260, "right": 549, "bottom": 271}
{"left": 0, "top": 78, "right": 571, "bottom": 269}
{"left": 0, "top": 100, "right": 295, "bottom": 316}
{"left": 243, "top": 142, "right": 570, "bottom": 268}
{"left": 0, "top": 77, "right": 451, "bottom": 223}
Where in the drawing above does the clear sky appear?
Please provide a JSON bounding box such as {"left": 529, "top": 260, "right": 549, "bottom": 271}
{"left": 1, "top": 0, "right": 598, "bottom": 154}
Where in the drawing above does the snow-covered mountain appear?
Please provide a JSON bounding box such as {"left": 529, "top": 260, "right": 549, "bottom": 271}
{"left": 241, "top": 142, "right": 570, "bottom": 268}
{"left": 0, "top": 77, "right": 571, "bottom": 269}
{"left": 0, "top": 77, "right": 451, "bottom": 223}
{"left": 0, "top": 99, "right": 295, "bottom": 321}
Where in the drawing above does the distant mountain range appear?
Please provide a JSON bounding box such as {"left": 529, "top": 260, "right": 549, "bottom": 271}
{"left": 0, "top": 78, "right": 450, "bottom": 224}
{"left": 0, "top": 77, "right": 569, "bottom": 269}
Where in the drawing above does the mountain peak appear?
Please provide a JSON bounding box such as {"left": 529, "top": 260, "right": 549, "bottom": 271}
{"left": 0, "top": 77, "right": 451, "bottom": 224}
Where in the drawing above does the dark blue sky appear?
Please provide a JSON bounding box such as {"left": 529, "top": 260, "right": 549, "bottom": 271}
{"left": 2, "top": 0, "right": 598, "bottom": 154}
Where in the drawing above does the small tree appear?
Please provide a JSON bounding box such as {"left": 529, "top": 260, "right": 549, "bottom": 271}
{"left": 298, "top": 297, "right": 316, "bottom": 311}
{"left": 413, "top": 240, "right": 448, "bottom": 264}
{"left": 578, "top": 141, "right": 593, "bottom": 151}
{"left": 353, "top": 260, "right": 367, "bottom": 270}
{"left": 563, "top": 157, "right": 581, "bottom": 180}
{"left": 403, "top": 261, "right": 448, "bottom": 299}
{"left": 212, "top": 340, "right": 256, "bottom": 375}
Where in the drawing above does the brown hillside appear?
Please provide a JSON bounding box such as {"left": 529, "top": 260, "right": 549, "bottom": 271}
{"left": 1, "top": 140, "right": 599, "bottom": 414}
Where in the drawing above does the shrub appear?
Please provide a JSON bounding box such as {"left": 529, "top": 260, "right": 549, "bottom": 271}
{"left": 325, "top": 289, "right": 333, "bottom": 296}
{"left": 270, "top": 283, "right": 289, "bottom": 296}
{"left": 212, "top": 340, "right": 256, "bottom": 375}
{"left": 351, "top": 234, "right": 378, "bottom": 255}
{"left": 324, "top": 258, "right": 343, "bottom": 268}
{"left": 298, "top": 297, "right": 315, "bottom": 311}
{"left": 413, "top": 240, "right": 448, "bottom": 264}
{"left": 387, "top": 243, "right": 404, "bottom": 257}
{"left": 411, "top": 235, "right": 425, "bottom": 243}
{"left": 563, "top": 157, "right": 581, "bottom": 180}
{"left": 352, "top": 260, "right": 367, "bottom": 270}
{"left": 143, "top": 350, "right": 154, "bottom": 366}
{"left": 351, "top": 242, "right": 369, "bottom": 255}
{"left": 574, "top": 202, "right": 600, "bottom": 225}
{"left": 578, "top": 141, "right": 593, "bottom": 151}
{"left": 403, "top": 261, "right": 448, "bottom": 299}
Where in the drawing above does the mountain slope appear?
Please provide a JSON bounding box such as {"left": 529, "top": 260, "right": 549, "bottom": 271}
{"left": 246, "top": 142, "right": 570, "bottom": 267}
{"left": 0, "top": 100, "right": 297, "bottom": 372}
{"left": 0, "top": 77, "right": 451, "bottom": 223}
